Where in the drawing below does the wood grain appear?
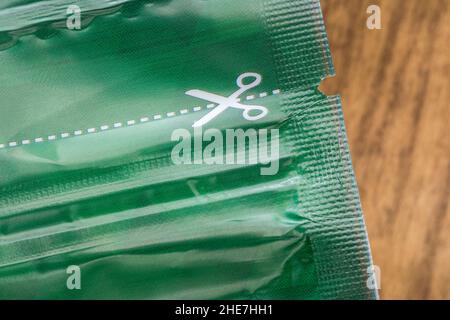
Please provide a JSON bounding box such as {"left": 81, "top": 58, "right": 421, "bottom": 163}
{"left": 320, "top": 0, "right": 450, "bottom": 299}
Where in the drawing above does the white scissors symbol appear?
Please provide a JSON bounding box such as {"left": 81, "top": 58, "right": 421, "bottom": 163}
{"left": 186, "top": 72, "right": 269, "bottom": 128}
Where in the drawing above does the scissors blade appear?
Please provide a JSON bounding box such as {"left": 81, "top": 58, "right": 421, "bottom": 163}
{"left": 185, "top": 90, "right": 230, "bottom": 104}
{"left": 192, "top": 102, "right": 230, "bottom": 128}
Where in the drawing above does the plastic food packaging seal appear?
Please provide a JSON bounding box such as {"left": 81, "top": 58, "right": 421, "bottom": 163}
{"left": 0, "top": 0, "right": 377, "bottom": 299}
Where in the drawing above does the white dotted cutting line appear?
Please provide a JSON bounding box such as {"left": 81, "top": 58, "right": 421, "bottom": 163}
{"left": 0, "top": 89, "right": 281, "bottom": 149}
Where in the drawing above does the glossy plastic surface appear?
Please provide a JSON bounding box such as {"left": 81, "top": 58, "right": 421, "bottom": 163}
{"left": 0, "top": 0, "right": 376, "bottom": 299}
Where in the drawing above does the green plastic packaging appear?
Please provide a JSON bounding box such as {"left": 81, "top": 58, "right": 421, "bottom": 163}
{"left": 0, "top": 0, "right": 377, "bottom": 299}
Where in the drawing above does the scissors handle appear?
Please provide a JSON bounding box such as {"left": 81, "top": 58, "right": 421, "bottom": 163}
{"left": 242, "top": 105, "right": 268, "bottom": 121}
{"left": 232, "top": 73, "right": 262, "bottom": 98}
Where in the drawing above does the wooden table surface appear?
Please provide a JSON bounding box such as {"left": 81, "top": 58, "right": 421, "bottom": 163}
{"left": 320, "top": 0, "right": 450, "bottom": 299}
